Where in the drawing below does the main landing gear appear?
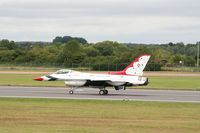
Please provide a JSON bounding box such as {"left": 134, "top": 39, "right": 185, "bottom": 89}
{"left": 99, "top": 89, "right": 108, "bottom": 95}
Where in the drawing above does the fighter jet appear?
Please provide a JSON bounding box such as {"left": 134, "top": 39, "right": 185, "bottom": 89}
{"left": 34, "top": 54, "right": 151, "bottom": 95}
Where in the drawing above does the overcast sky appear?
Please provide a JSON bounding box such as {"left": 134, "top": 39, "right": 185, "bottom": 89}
{"left": 0, "top": 0, "right": 199, "bottom": 43}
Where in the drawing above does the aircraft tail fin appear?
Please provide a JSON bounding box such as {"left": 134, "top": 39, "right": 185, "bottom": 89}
{"left": 109, "top": 54, "right": 151, "bottom": 76}
{"left": 123, "top": 54, "right": 151, "bottom": 76}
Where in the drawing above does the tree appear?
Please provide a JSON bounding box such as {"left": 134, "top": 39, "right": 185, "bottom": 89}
{"left": 53, "top": 36, "right": 87, "bottom": 44}
{"left": 57, "top": 40, "right": 85, "bottom": 66}
{"left": 183, "top": 56, "right": 195, "bottom": 66}
{"left": 0, "top": 50, "right": 16, "bottom": 62}
{"left": 84, "top": 46, "right": 99, "bottom": 57}
{"left": 0, "top": 40, "right": 17, "bottom": 50}
{"left": 94, "top": 41, "right": 115, "bottom": 56}
{"left": 170, "top": 54, "right": 183, "bottom": 65}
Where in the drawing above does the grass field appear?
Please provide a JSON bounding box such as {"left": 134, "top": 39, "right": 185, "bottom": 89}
{"left": 0, "top": 73, "right": 199, "bottom": 90}
{"left": 0, "top": 74, "right": 63, "bottom": 87}
{"left": 142, "top": 76, "right": 200, "bottom": 90}
{"left": 0, "top": 98, "right": 199, "bottom": 133}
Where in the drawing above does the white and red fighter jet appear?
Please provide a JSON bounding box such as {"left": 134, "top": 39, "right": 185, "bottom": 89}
{"left": 34, "top": 54, "right": 151, "bottom": 95}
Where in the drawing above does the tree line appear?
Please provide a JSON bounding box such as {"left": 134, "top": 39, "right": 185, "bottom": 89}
{"left": 0, "top": 36, "right": 199, "bottom": 71}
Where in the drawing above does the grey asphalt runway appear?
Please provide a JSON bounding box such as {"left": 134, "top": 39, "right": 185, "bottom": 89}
{"left": 0, "top": 86, "right": 199, "bottom": 103}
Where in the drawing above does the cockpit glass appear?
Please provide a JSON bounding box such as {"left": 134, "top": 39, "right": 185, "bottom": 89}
{"left": 55, "top": 69, "right": 69, "bottom": 74}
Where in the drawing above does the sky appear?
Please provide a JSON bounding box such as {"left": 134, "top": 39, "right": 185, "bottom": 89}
{"left": 0, "top": 0, "right": 200, "bottom": 43}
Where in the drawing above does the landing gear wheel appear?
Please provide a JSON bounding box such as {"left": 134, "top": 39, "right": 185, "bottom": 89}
{"left": 104, "top": 90, "right": 108, "bottom": 95}
{"left": 99, "top": 90, "right": 105, "bottom": 95}
{"left": 99, "top": 90, "right": 108, "bottom": 95}
{"left": 69, "top": 90, "right": 74, "bottom": 94}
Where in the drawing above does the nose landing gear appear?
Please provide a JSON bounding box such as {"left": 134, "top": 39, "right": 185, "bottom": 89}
{"left": 69, "top": 90, "right": 74, "bottom": 94}
{"left": 99, "top": 89, "right": 108, "bottom": 95}
{"left": 69, "top": 87, "right": 77, "bottom": 94}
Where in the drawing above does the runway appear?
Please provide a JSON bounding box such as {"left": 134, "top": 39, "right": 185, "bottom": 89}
{"left": 0, "top": 86, "right": 199, "bottom": 103}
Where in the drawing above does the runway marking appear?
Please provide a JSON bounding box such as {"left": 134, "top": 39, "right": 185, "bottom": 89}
{"left": 0, "top": 95, "right": 199, "bottom": 103}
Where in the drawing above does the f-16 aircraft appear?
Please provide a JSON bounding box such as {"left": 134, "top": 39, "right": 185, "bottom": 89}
{"left": 34, "top": 54, "right": 151, "bottom": 95}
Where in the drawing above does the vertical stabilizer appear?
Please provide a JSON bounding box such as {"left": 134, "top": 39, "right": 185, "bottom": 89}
{"left": 124, "top": 54, "right": 151, "bottom": 76}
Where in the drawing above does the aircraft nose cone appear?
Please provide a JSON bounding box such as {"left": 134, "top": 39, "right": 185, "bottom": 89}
{"left": 34, "top": 77, "right": 44, "bottom": 81}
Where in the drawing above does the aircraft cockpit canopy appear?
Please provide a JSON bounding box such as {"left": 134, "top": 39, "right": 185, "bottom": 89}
{"left": 54, "top": 69, "right": 71, "bottom": 74}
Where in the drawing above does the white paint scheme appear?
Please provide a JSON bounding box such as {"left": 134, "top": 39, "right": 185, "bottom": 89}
{"left": 106, "top": 81, "right": 126, "bottom": 86}
{"left": 47, "top": 69, "right": 148, "bottom": 85}
{"left": 50, "top": 71, "right": 147, "bottom": 85}
{"left": 125, "top": 55, "right": 151, "bottom": 76}
{"left": 40, "top": 76, "right": 52, "bottom": 81}
{"left": 34, "top": 55, "right": 151, "bottom": 95}
{"left": 64, "top": 80, "right": 87, "bottom": 87}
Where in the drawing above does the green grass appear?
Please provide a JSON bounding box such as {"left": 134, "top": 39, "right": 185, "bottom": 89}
{"left": 0, "top": 65, "right": 90, "bottom": 71}
{"left": 0, "top": 74, "right": 63, "bottom": 87}
{"left": 162, "top": 67, "right": 200, "bottom": 72}
{"left": 0, "top": 65, "right": 58, "bottom": 71}
{"left": 0, "top": 98, "right": 200, "bottom": 133}
{"left": 0, "top": 98, "right": 199, "bottom": 133}
{"left": 141, "top": 76, "right": 200, "bottom": 90}
{"left": 0, "top": 73, "right": 200, "bottom": 90}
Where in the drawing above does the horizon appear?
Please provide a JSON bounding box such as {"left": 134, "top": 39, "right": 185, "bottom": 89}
{"left": 1, "top": 37, "right": 199, "bottom": 45}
